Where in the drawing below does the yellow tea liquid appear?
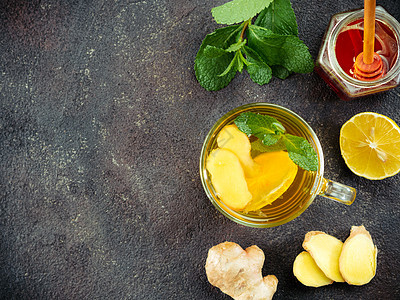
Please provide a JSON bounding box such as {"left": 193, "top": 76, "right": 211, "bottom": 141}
{"left": 204, "top": 105, "right": 321, "bottom": 225}
{"left": 246, "top": 120, "right": 317, "bottom": 221}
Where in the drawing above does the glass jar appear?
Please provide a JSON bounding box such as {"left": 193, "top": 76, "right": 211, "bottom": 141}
{"left": 315, "top": 6, "right": 400, "bottom": 100}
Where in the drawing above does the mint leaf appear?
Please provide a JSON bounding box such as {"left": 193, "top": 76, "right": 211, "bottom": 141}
{"left": 212, "top": 0, "right": 273, "bottom": 25}
{"left": 255, "top": 0, "right": 298, "bottom": 36}
{"left": 243, "top": 46, "right": 272, "bottom": 85}
{"left": 234, "top": 112, "right": 319, "bottom": 171}
{"left": 234, "top": 112, "right": 285, "bottom": 146}
{"left": 283, "top": 134, "right": 318, "bottom": 171}
{"left": 271, "top": 65, "right": 291, "bottom": 79}
{"left": 236, "top": 51, "right": 245, "bottom": 73}
{"left": 247, "top": 25, "right": 314, "bottom": 73}
{"left": 195, "top": 50, "right": 235, "bottom": 91}
{"left": 226, "top": 39, "right": 247, "bottom": 52}
{"left": 203, "top": 45, "right": 228, "bottom": 58}
{"left": 238, "top": 50, "right": 250, "bottom": 67}
{"left": 219, "top": 51, "right": 240, "bottom": 77}
{"left": 250, "top": 138, "right": 286, "bottom": 157}
{"left": 195, "top": 25, "right": 242, "bottom": 91}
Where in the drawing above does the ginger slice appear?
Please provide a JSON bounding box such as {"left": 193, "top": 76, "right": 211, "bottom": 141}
{"left": 293, "top": 251, "right": 333, "bottom": 287}
{"left": 206, "top": 148, "right": 252, "bottom": 210}
{"left": 217, "top": 124, "right": 259, "bottom": 177}
{"left": 205, "top": 242, "right": 278, "bottom": 300}
{"left": 302, "top": 231, "right": 345, "bottom": 282}
{"left": 339, "top": 226, "right": 377, "bottom": 285}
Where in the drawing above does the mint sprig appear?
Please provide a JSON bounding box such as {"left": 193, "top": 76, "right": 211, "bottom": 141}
{"left": 234, "top": 112, "right": 318, "bottom": 171}
{"left": 195, "top": 0, "right": 314, "bottom": 91}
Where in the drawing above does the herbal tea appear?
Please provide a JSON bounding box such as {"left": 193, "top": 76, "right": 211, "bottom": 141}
{"left": 205, "top": 110, "right": 318, "bottom": 221}
{"left": 200, "top": 103, "right": 356, "bottom": 227}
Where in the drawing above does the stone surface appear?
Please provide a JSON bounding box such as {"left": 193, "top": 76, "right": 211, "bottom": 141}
{"left": 0, "top": 0, "right": 399, "bottom": 299}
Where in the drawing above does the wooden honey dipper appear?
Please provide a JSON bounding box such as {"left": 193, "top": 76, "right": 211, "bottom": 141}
{"left": 353, "top": 0, "right": 385, "bottom": 80}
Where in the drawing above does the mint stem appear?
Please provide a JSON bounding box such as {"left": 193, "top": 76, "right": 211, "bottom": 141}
{"left": 240, "top": 19, "right": 251, "bottom": 41}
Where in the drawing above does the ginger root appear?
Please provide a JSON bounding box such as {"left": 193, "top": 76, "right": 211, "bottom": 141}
{"left": 302, "top": 231, "right": 344, "bottom": 282}
{"left": 339, "top": 226, "right": 377, "bottom": 285}
{"left": 205, "top": 241, "right": 278, "bottom": 300}
{"left": 217, "top": 124, "right": 258, "bottom": 177}
{"left": 206, "top": 148, "right": 252, "bottom": 210}
{"left": 293, "top": 251, "right": 333, "bottom": 287}
{"left": 294, "top": 226, "right": 378, "bottom": 288}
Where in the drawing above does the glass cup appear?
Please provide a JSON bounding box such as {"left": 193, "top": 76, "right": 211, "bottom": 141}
{"left": 315, "top": 6, "right": 400, "bottom": 100}
{"left": 200, "top": 103, "right": 356, "bottom": 228}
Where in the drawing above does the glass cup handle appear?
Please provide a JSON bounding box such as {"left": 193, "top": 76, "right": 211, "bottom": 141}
{"left": 319, "top": 178, "right": 356, "bottom": 205}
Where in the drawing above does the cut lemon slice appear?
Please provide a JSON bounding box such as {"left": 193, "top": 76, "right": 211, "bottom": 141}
{"left": 340, "top": 112, "right": 400, "bottom": 180}
{"left": 244, "top": 151, "right": 298, "bottom": 212}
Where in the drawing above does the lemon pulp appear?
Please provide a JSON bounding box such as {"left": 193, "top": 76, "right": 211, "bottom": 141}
{"left": 340, "top": 112, "right": 400, "bottom": 180}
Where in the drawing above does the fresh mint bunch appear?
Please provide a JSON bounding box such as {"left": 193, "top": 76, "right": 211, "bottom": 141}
{"left": 195, "top": 0, "right": 314, "bottom": 91}
{"left": 234, "top": 112, "right": 318, "bottom": 171}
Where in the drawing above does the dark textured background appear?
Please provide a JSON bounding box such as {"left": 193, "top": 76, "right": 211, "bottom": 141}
{"left": 1, "top": 0, "right": 399, "bottom": 299}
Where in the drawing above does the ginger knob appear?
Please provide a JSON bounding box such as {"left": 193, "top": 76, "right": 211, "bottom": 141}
{"left": 339, "top": 226, "right": 377, "bottom": 285}
{"left": 205, "top": 242, "right": 278, "bottom": 300}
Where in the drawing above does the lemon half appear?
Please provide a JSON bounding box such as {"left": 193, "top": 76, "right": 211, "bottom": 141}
{"left": 340, "top": 112, "right": 400, "bottom": 180}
